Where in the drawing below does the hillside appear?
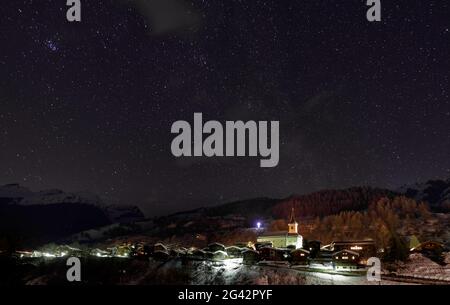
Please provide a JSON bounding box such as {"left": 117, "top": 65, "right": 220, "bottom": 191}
{"left": 2, "top": 178, "right": 449, "bottom": 250}
{"left": 164, "top": 187, "right": 395, "bottom": 221}
{"left": 273, "top": 187, "right": 395, "bottom": 219}
{"left": 0, "top": 184, "right": 144, "bottom": 248}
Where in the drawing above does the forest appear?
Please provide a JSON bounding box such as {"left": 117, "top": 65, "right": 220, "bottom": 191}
{"left": 290, "top": 196, "right": 433, "bottom": 261}
{"left": 272, "top": 187, "right": 394, "bottom": 218}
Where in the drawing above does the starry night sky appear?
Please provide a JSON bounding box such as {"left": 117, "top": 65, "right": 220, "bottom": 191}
{"left": 1, "top": 0, "right": 449, "bottom": 216}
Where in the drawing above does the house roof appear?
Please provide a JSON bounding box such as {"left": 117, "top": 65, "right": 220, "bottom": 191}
{"left": 410, "top": 241, "right": 444, "bottom": 251}
{"left": 258, "top": 230, "right": 287, "bottom": 237}
{"left": 258, "top": 231, "right": 302, "bottom": 238}
{"left": 291, "top": 248, "right": 310, "bottom": 254}
{"left": 260, "top": 246, "right": 286, "bottom": 252}
{"left": 333, "top": 249, "right": 360, "bottom": 256}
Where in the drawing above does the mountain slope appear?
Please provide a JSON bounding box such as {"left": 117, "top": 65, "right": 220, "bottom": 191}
{"left": 0, "top": 184, "right": 144, "bottom": 248}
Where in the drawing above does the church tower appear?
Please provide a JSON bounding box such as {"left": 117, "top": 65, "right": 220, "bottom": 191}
{"left": 288, "top": 207, "right": 298, "bottom": 234}
{"left": 256, "top": 205, "right": 303, "bottom": 249}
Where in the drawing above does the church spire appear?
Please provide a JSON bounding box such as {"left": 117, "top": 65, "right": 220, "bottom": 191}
{"left": 288, "top": 206, "right": 298, "bottom": 234}
{"left": 289, "top": 207, "right": 297, "bottom": 224}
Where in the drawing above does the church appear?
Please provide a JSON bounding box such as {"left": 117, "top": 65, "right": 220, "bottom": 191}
{"left": 257, "top": 208, "right": 303, "bottom": 249}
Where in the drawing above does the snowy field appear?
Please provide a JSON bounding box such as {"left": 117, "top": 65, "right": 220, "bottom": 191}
{"left": 131, "top": 258, "right": 413, "bottom": 285}
{"left": 386, "top": 253, "right": 450, "bottom": 282}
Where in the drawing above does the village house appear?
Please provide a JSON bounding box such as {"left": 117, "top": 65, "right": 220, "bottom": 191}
{"left": 410, "top": 241, "right": 445, "bottom": 255}
{"left": 323, "top": 239, "right": 376, "bottom": 263}
{"left": 207, "top": 242, "right": 226, "bottom": 252}
{"left": 304, "top": 240, "right": 321, "bottom": 258}
{"left": 290, "top": 248, "right": 310, "bottom": 264}
{"left": 153, "top": 243, "right": 168, "bottom": 253}
{"left": 333, "top": 249, "right": 360, "bottom": 262}
{"left": 333, "top": 250, "right": 361, "bottom": 271}
{"left": 225, "top": 246, "right": 244, "bottom": 258}
{"left": 243, "top": 249, "right": 260, "bottom": 264}
{"left": 259, "top": 247, "right": 286, "bottom": 261}
{"left": 309, "top": 250, "right": 334, "bottom": 270}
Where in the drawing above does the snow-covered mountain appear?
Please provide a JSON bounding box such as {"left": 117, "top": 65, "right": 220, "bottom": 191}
{"left": 19, "top": 189, "right": 102, "bottom": 206}
{"left": 398, "top": 178, "right": 450, "bottom": 212}
{"left": 0, "top": 184, "right": 144, "bottom": 223}
{"left": 0, "top": 184, "right": 145, "bottom": 247}
{"left": 0, "top": 183, "right": 33, "bottom": 199}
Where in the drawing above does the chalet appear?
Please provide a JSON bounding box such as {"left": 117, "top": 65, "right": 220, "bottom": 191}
{"left": 290, "top": 248, "right": 310, "bottom": 264}
{"left": 332, "top": 250, "right": 360, "bottom": 271}
{"left": 55, "top": 245, "right": 84, "bottom": 257}
{"left": 325, "top": 239, "right": 376, "bottom": 260}
{"left": 243, "top": 249, "right": 260, "bottom": 264}
{"left": 257, "top": 208, "right": 303, "bottom": 249}
{"left": 169, "top": 249, "right": 183, "bottom": 258}
{"left": 259, "top": 247, "right": 287, "bottom": 261}
{"left": 205, "top": 251, "right": 214, "bottom": 260}
{"left": 207, "top": 242, "right": 226, "bottom": 252}
{"left": 304, "top": 240, "right": 321, "bottom": 257}
{"left": 410, "top": 241, "right": 445, "bottom": 255}
{"left": 211, "top": 250, "right": 228, "bottom": 260}
{"left": 153, "top": 243, "right": 168, "bottom": 253}
{"left": 192, "top": 249, "right": 207, "bottom": 259}
{"left": 153, "top": 250, "right": 170, "bottom": 261}
{"left": 226, "top": 246, "right": 244, "bottom": 258}
{"left": 142, "top": 245, "right": 153, "bottom": 257}
{"left": 333, "top": 249, "right": 360, "bottom": 263}
{"left": 91, "top": 248, "right": 110, "bottom": 257}
{"left": 309, "top": 251, "right": 334, "bottom": 270}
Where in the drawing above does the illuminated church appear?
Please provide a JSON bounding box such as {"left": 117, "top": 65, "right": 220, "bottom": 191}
{"left": 257, "top": 208, "right": 303, "bottom": 249}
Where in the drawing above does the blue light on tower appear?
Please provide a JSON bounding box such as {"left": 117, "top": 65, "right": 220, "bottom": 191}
{"left": 256, "top": 222, "right": 261, "bottom": 229}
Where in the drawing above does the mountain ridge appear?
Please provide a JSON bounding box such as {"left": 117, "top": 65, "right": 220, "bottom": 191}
{"left": 1, "top": 177, "right": 449, "bottom": 248}
{"left": 0, "top": 184, "right": 145, "bottom": 248}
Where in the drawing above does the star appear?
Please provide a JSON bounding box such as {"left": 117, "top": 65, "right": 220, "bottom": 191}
{"left": 44, "top": 39, "right": 58, "bottom": 52}
{"left": 0, "top": 0, "right": 448, "bottom": 217}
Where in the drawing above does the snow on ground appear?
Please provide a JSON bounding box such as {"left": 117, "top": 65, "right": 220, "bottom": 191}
{"left": 134, "top": 259, "right": 404, "bottom": 285}
{"left": 445, "top": 252, "right": 450, "bottom": 265}
{"left": 393, "top": 253, "right": 450, "bottom": 281}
